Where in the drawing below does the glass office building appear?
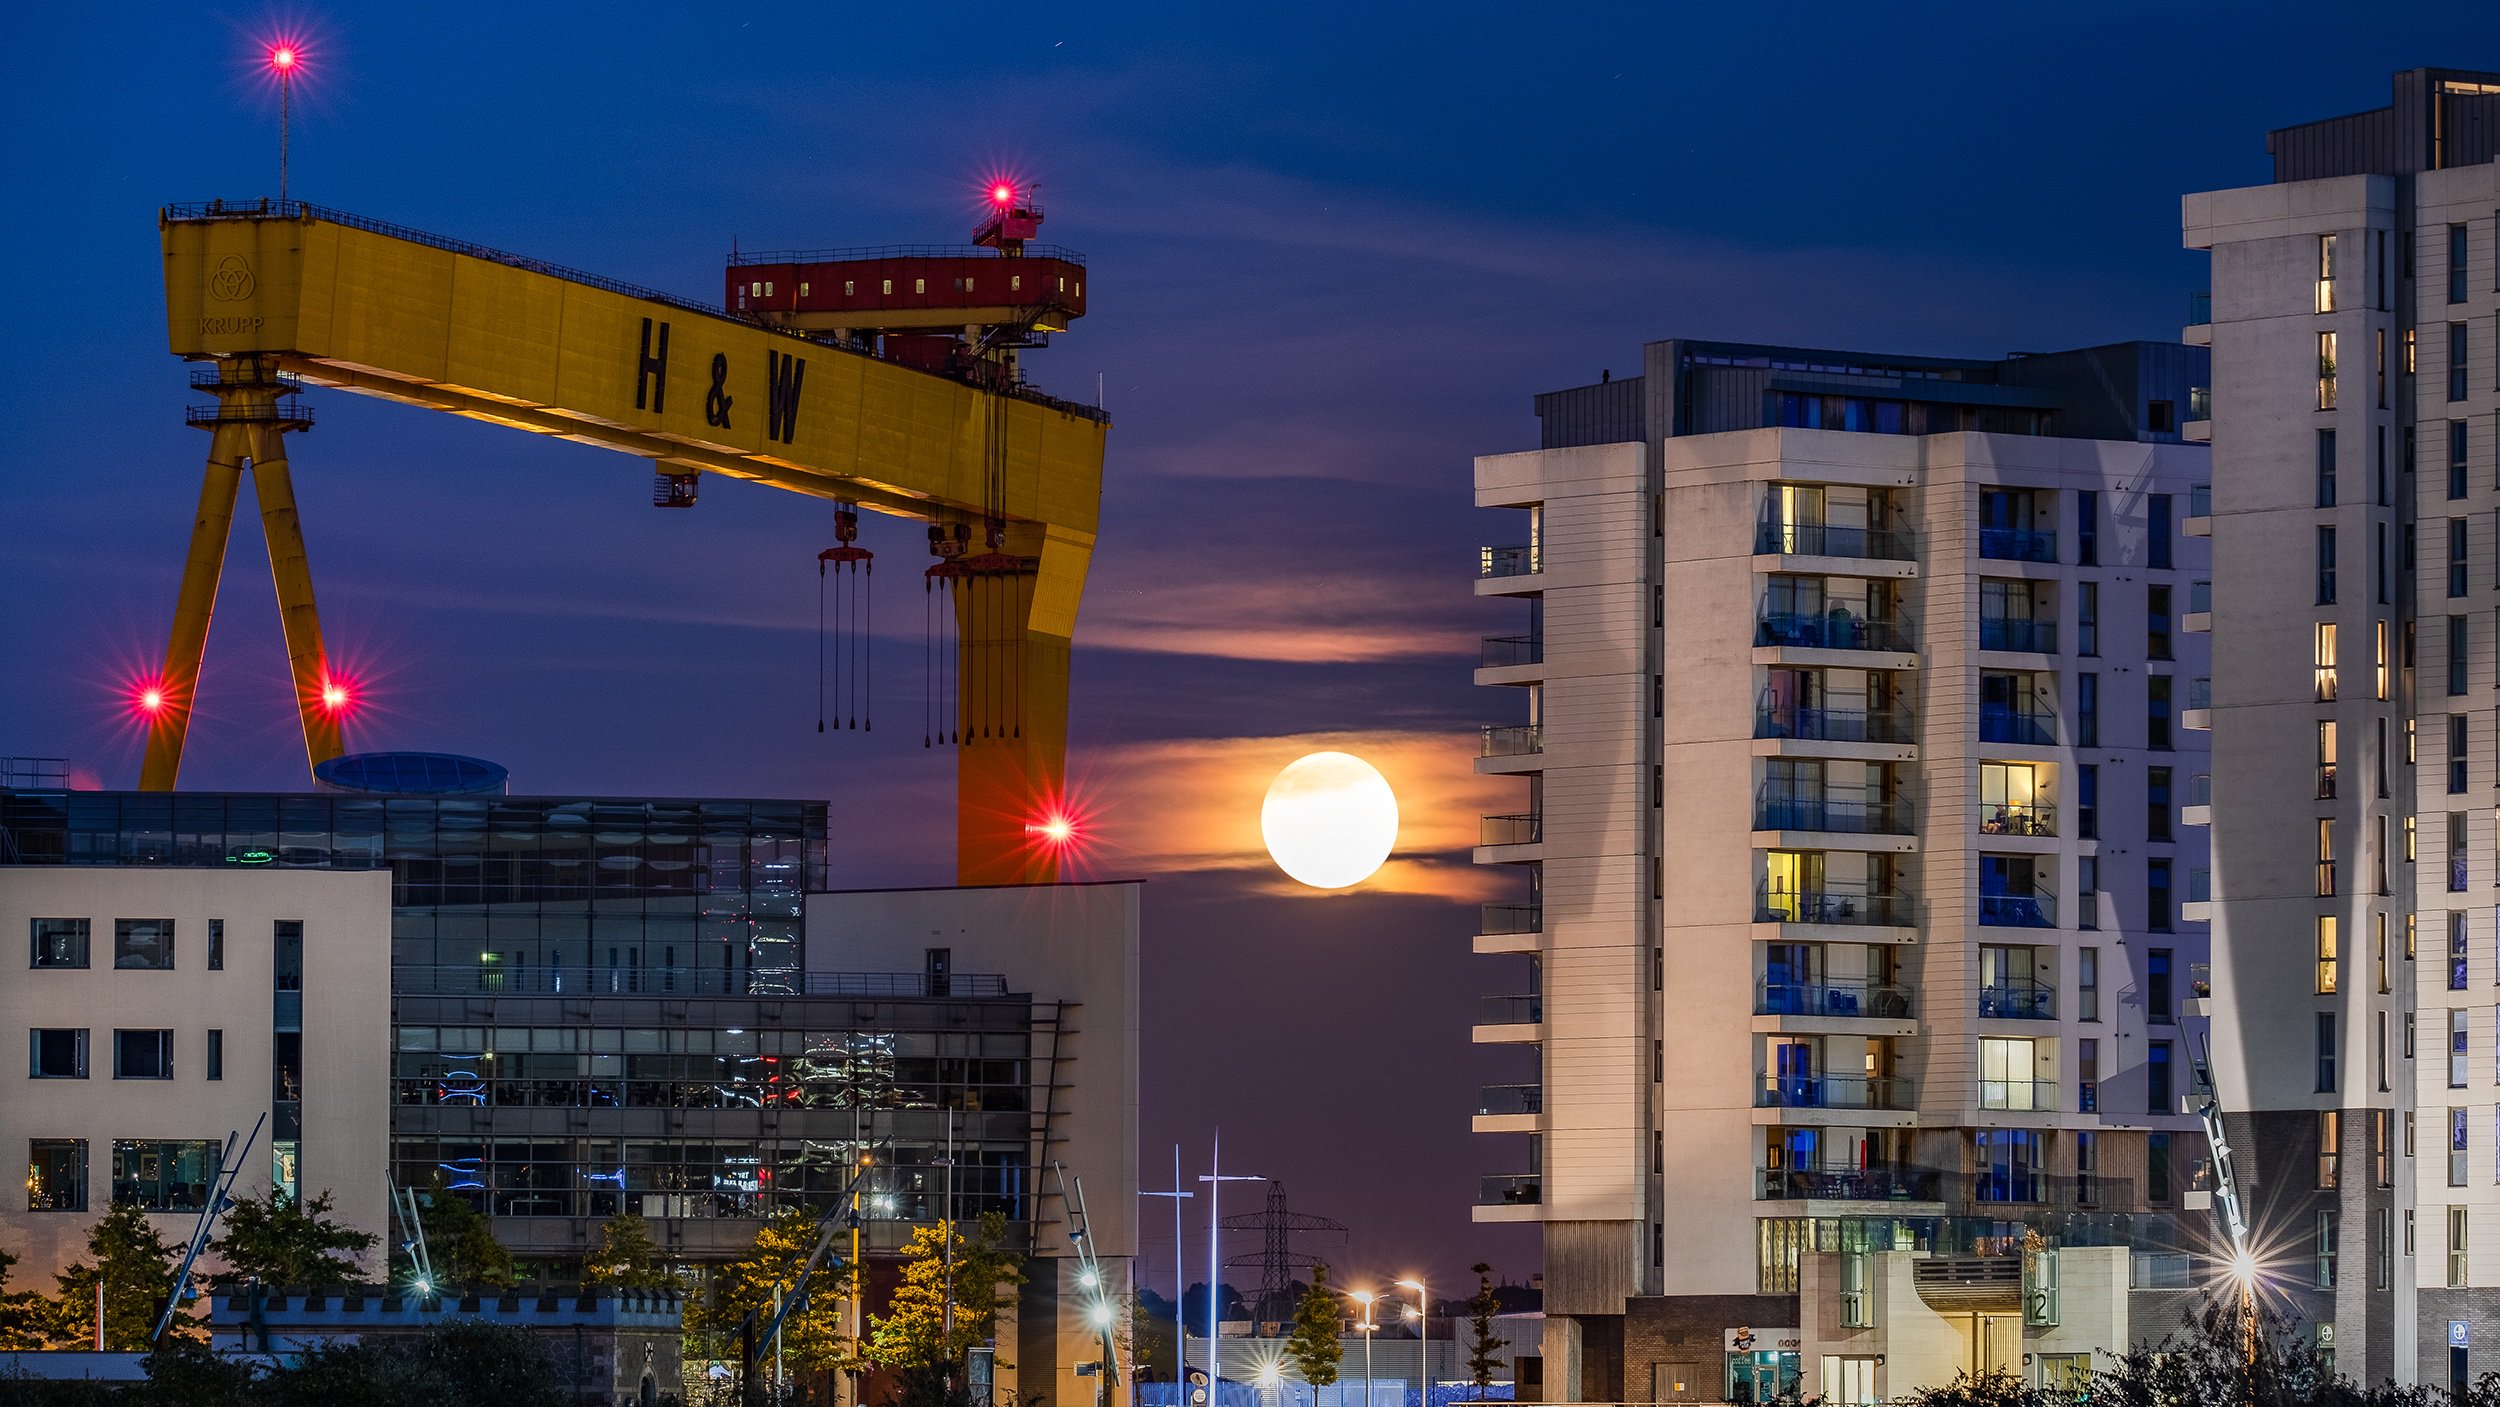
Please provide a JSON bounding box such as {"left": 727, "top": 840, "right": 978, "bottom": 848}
{"left": 1, "top": 787, "right": 1053, "bottom": 1263}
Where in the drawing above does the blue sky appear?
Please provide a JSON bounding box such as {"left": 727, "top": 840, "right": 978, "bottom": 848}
{"left": 4, "top": 1, "right": 2496, "bottom": 1286}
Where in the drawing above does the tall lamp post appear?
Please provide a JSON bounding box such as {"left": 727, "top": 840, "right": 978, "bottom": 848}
{"left": 1140, "top": 1147, "right": 1194, "bottom": 1386}
{"left": 1350, "top": 1291, "right": 1379, "bottom": 1407}
{"left": 1395, "top": 1277, "right": 1429, "bottom": 1407}
{"left": 1199, "top": 1135, "right": 1265, "bottom": 1395}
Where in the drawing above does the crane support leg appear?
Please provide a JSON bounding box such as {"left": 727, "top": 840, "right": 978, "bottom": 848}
{"left": 244, "top": 423, "right": 342, "bottom": 775}
{"left": 955, "top": 522, "right": 1091, "bottom": 885}
{"left": 139, "top": 422, "right": 251, "bottom": 791}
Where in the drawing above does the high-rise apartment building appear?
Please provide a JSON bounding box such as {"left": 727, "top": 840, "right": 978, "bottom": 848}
{"left": 2189, "top": 67, "right": 2500, "bottom": 1390}
{"left": 1473, "top": 340, "right": 2213, "bottom": 1401}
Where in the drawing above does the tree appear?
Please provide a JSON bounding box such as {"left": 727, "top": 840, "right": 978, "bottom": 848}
{"left": 52, "top": 1203, "right": 187, "bottom": 1350}
{"left": 210, "top": 1187, "right": 378, "bottom": 1288}
{"left": 1285, "top": 1262, "right": 1343, "bottom": 1390}
{"left": 867, "top": 1210, "right": 1028, "bottom": 1404}
{"left": 688, "top": 1207, "right": 856, "bottom": 1375}
{"left": 582, "top": 1212, "right": 672, "bottom": 1290}
{"left": 0, "top": 1242, "right": 52, "bottom": 1351}
{"left": 257, "top": 1317, "right": 572, "bottom": 1407}
{"left": 1463, "top": 1263, "right": 1506, "bottom": 1390}
{"left": 398, "top": 1181, "right": 516, "bottom": 1291}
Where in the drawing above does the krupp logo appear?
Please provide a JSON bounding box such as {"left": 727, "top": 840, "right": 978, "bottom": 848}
{"left": 209, "top": 255, "right": 255, "bottom": 302}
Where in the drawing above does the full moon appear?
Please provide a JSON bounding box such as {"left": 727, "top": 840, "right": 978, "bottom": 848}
{"left": 1261, "top": 751, "right": 1399, "bottom": 890}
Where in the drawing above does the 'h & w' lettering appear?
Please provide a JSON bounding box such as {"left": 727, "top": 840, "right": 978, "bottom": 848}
{"left": 635, "top": 318, "right": 671, "bottom": 412}
{"left": 766, "top": 350, "right": 806, "bottom": 443}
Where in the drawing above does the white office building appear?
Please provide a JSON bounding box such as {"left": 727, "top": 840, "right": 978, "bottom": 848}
{"left": 1472, "top": 338, "right": 2214, "bottom": 1400}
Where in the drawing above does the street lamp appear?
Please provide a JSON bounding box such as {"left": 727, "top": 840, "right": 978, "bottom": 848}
{"left": 1395, "top": 1278, "right": 1429, "bottom": 1406}
{"left": 1350, "top": 1290, "right": 1379, "bottom": 1407}
{"left": 1198, "top": 1135, "right": 1265, "bottom": 1395}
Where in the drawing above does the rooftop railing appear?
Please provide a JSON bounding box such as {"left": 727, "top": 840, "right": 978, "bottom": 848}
{"left": 390, "top": 965, "right": 1010, "bottom": 999}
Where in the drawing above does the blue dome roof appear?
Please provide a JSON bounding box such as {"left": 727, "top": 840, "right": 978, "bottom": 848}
{"left": 313, "top": 751, "right": 509, "bottom": 796}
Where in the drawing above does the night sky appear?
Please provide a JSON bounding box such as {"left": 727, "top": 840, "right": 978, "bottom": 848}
{"left": 4, "top": 3, "right": 2496, "bottom": 1297}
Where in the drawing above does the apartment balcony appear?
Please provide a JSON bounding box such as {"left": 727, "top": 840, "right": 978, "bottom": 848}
{"left": 1479, "top": 634, "right": 1542, "bottom": 671}
{"left": 2185, "top": 291, "right": 2212, "bottom": 346}
{"left": 2183, "top": 772, "right": 2211, "bottom": 828}
{"left": 1477, "top": 902, "right": 1541, "bottom": 937}
{"left": 1978, "top": 890, "right": 2056, "bottom": 928}
{"left": 1754, "top": 1074, "right": 1915, "bottom": 1112}
{"left": 2185, "top": 579, "right": 2211, "bottom": 633}
{"left": 1480, "top": 724, "right": 1543, "bottom": 758}
{"left": 2183, "top": 676, "right": 2212, "bottom": 731}
{"left": 1475, "top": 993, "right": 1542, "bottom": 1045}
{"left": 1978, "top": 617, "right": 2058, "bottom": 655}
{"left": 1478, "top": 544, "right": 1541, "bottom": 580}
{"left": 1480, "top": 812, "right": 1542, "bottom": 848}
{"left": 2185, "top": 385, "right": 2212, "bottom": 442}
{"left": 1978, "top": 706, "right": 2056, "bottom": 748}
{"left": 1754, "top": 886, "right": 1914, "bottom": 931}
{"left": 1476, "top": 1174, "right": 1542, "bottom": 1209}
{"left": 1758, "top": 1165, "right": 1944, "bottom": 1203}
{"left": 1754, "top": 704, "right": 1915, "bottom": 746}
{"left": 1978, "top": 981, "right": 2056, "bottom": 1020}
{"left": 1475, "top": 1084, "right": 1541, "bottom": 1133}
{"left": 1978, "top": 802, "right": 2054, "bottom": 839}
{"left": 1755, "top": 979, "right": 1914, "bottom": 1020}
{"left": 1754, "top": 521, "right": 1917, "bottom": 568}
{"left": 2184, "top": 484, "right": 2212, "bottom": 536}
{"left": 2183, "top": 867, "right": 2212, "bottom": 923}
{"left": 1977, "top": 528, "right": 2055, "bottom": 564}
{"left": 1755, "top": 611, "right": 1916, "bottom": 655}
{"left": 1977, "top": 1079, "right": 2060, "bottom": 1112}
{"left": 1753, "top": 790, "right": 1914, "bottom": 838}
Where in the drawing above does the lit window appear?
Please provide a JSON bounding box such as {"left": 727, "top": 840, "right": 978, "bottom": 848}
{"left": 881, "top": 279, "right": 893, "bottom": 295}
{"left": 1011, "top": 275, "right": 1022, "bottom": 292}
{"left": 750, "top": 281, "right": 762, "bottom": 297}
{"left": 2316, "top": 622, "right": 2339, "bottom": 699}
{"left": 914, "top": 278, "right": 926, "bottom": 294}
{"left": 2319, "top": 330, "right": 2339, "bottom": 409}
{"left": 799, "top": 282, "right": 809, "bottom": 298}
{"left": 844, "top": 281, "right": 855, "bottom": 296}
{"left": 2318, "top": 915, "right": 2340, "bottom": 994}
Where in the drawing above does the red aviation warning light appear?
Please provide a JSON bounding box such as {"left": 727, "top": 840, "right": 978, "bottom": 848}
{"left": 132, "top": 680, "right": 170, "bottom": 719}
{"left": 990, "top": 182, "right": 1016, "bottom": 206}
{"left": 267, "top": 44, "right": 299, "bottom": 74}
{"left": 317, "top": 676, "right": 353, "bottom": 715}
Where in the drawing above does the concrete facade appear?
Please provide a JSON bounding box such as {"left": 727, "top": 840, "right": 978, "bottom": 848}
{"left": 0, "top": 866, "right": 392, "bottom": 1281}
{"left": 2188, "top": 66, "right": 2500, "bottom": 1389}
{"left": 1474, "top": 342, "right": 2214, "bottom": 1400}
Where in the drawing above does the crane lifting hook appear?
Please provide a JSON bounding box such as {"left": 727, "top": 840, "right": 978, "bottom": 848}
{"left": 816, "top": 505, "right": 872, "bottom": 734}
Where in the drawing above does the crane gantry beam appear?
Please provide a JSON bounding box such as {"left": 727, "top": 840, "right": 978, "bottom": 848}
{"left": 153, "top": 200, "right": 1109, "bottom": 884}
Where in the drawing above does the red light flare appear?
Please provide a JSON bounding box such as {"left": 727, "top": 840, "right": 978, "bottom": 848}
{"left": 129, "top": 677, "right": 174, "bottom": 722}
{"left": 315, "top": 672, "right": 356, "bottom": 716}
{"left": 268, "top": 44, "right": 298, "bottom": 74}
{"left": 256, "top": 30, "right": 313, "bottom": 83}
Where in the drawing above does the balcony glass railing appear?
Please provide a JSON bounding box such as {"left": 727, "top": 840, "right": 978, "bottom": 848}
{"left": 1978, "top": 706, "right": 2056, "bottom": 746}
{"left": 1481, "top": 812, "right": 1542, "bottom": 846}
{"left": 1479, "top": 994, "right": 1543, "bottom": 1025}
{"left": 2189, "top": 580, "right": 2211, "bottom": 614}
{"left": 1979, "top": 618, "right": 2058, "bottom": 653}
{"left": 2189, "top": 485, "right": 2211, "bottom": 518}
{"left": 1753, "top": 791, "right": 1914, "bottom": 835}
{"left": 1978, "top": 890, "right": 2056, "bottom": 928}
{"left": 1478, "top": 1084, "right": 1543, "bottom": 1116}
{"left": 1478, "top": 1174, "right": 1541, "bottom": 1206}
{"left": 1754, "top": 1074, "right": 1914, "bottom": 1111}
{"left": 1479, "top": 902, "right": 1541, "bottom": 935}
{"left": 2189, "top": 385, "right": 2212, "bottom": 420}
{"left": 1480, "top": 724, "right": 1543, "bottom": 757}
{"left": 1978, "top": 982, "right": 2056, "bottom": 1019}
{"left": 1478, "top": 544, "right": 1541, "bottom": 579}
{"left": 1753, "top": 522, "right": 1916, "bottom": 561}
{"left": 1755, "top": 979, "right": 1913, "bottom": 1019}
{"left": 1755, "top": 612, "right": 1914, "bottom": 653}
{"left": 1978, "top": 1079, "right": 2060, "bottom": 1112}
{"left": 1480, "top": 634, "right": 1542, "bottom": 668}
{"left": 2188, "top": 773, "right": 2211, "bottom": 807}
{"left": 1978, "top": 527, "right": 2056, "bottom": 563}
{"left": 1979, "top": 802, "right": 2055, "bottom": 838}
{"left": 1758, "top": 1166, "right": 1944, "bottom": 1201}
{"left": 2188, "top": 676, "right": 2212, "bottom": 711}
{"left": 1754, "top": 887, "right": 1912, "bottom": 928}
{"left": 2188, "top": 291, "right": 2211, "bottom": 327}
{"left": 2189, "top": 868, "right": 2210, "bottom": 904}
{"left": 1753, "top": 704, "right": 1915, "bottom": 744}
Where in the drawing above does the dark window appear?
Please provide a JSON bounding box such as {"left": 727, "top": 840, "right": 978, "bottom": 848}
{"left": 2076, "top": 491, "right": 2098, "bottom": 566}
{"left": 2148, "top": 858, "right": 2173, "bottom": 932}
{"left": 29, "top": 919, "right": 87, "bottom": 969}
{"left": 27, "top": 1139, "right": 86, "bottom": 1212}
{"left": 111, "top": 920, "right": 172, "bottom": 971}
{"left": 2078, "top": 765, "right": 2099, "bottom": 840}
{"left": 112, "top": 1029, "right": 172, "bottom": 1080}
{"left": 2453, "top": 323, "right": 2471, "bottom": 403}
{"left": 2318, "top": 1012, "right": 2339, "bottom": 1092}
{"left": 2148, "top": 585, "right": 2172, "bottom": 660}
{"left": 2379, "top": 522, "right": 2389, "bottom": 603}
{"left": 2149, "top": 399, "right": 2176, "bottom": 433}
{"left": 2147, "top": 767, "right": 2172, "bottom": 841}
{"left": 2148, "top": 949, "right": 2174, "bottom": 1024}
{"left": 274, "top": 921, "right": 303, "bottom": 992}
{"left": 2077, "top": 582, "right": 2098, "bottom": 657}
{"left": 206, "top": 920, "right": 223, "bottom": 972}
{"left": 2455, "top": 714, "right": 2473, "bottom": 794}
{"left": 206, "top": 1030, "right": 222, "bottom": 1083}
{"left": 2454, "top": 420, "right": 2472, "bottom": 499}
{"left": 2453, "top": 615, "right": 2472, "bottom": 696}
{"left": 2147, "top": 674, "right": 2172, "bottom": 750}
{"left": 2078, "top": 674, "right": 2098, "bottom": 747}
{"left": 2452, "top": 518, "right": 2471, "bottom": 598}
{"left": 2320, "top": 526, "right": 2339, "bottom": 604}
{"left": 2148, "top": 1132, "right": 2172, "bottom": 1202}
{"left": 2378, "top": 426, "right": 2390, "bottom": 505}
{"left": 2149, "top": 1040, "right": 2174, "bottom": 1112}
{"left": 2452, "top": 224, "right": 2471, "bottom": 305}
{"left": 29, "top": 1028, "right": 87, "bottom": 1079}
{"left": 2319, "top": 428, "right": 2340, "bottom": 506}
{"left": 2454, "top": 812, "right": 2472, "bottom": 892}
{"left": 2149, "top": 494, "right": 2172, "bottom": 569}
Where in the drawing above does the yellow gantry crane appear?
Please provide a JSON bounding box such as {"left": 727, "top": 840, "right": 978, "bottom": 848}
{"left": 150, "top": 199, "right": 1107, "bottom": 885}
